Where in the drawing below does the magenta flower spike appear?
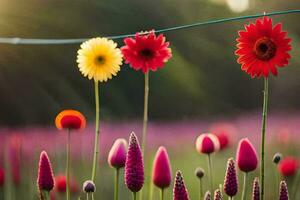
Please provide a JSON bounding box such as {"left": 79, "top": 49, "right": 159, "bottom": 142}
{"left": 279, "top": 181, "right": 289, "bottom": 200}
{"left": 195, "top": 133, "right": 220, "bottom": 154}
{"left": 236, "top": 138, "right": 258, "bottom": 172}
{"left": 152, "top": 146, "right": 172, "bottom": 189}
{"left": 223, "top": 158, "right": 238, "bottom": 197}
{"left": 213, "top": 189, "right": 223, "bottom": 200}
{"left": 125, "top": 132, "right": 144, "bottom": 193}
{"left": 108, "top": 138, "right": 127, "bottom": 169}
{"left": 252, "top": 177, "right": 260, "bottom": 200}
{"left": 173, "top": 171, "right": 189, "bottom": 200}
{"left": 37, "top": 151, "right": 55, "bottom": 192}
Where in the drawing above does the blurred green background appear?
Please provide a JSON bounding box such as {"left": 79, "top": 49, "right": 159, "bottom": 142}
{"left": 0, "top": 0, "right": 300, "bottom": 126}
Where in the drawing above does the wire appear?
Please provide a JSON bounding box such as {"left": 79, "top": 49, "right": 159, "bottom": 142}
{"left": 0, "top": 9, "right": 299, "bottom": 45}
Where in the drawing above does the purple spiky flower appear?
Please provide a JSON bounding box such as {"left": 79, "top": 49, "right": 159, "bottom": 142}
{"left": 124, "top": 132, "right": 144, "bottom": 193}
{"left": 173, "top": 171, "right": 189, "bottom": 200}
{"left": 279, "top": 181, "right": 289, "bottom": 200}
{"left": 223, "top": 158, "right": 238, "bottom": 197}
{"left": 204, "top": 191, "right": 211, "bottom": 200}
{"left": 37, "top": 151, "right": 55, "bottom": 192}
{"left": 252, "top": 177, "right": 260, "bottom": 200}
{"left": 214, "top": 189, "right": 223, "bottom": 200}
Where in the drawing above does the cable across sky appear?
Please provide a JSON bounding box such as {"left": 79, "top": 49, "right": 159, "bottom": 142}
{"left": 0, "top": 9, "right": 299, "bottom": 45}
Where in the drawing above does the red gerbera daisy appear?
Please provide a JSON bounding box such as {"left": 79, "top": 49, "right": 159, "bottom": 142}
{"left": 121, "top": 31, "right": 172, "bottom": 73}
{"left": 236, "top": 16, "right": 292, "bottom": 78}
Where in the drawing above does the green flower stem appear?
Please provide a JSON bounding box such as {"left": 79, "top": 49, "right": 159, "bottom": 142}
{"left": 241, "top": 172, "right": 248, "bottom": 200}
{"left": 260, "top": 78, "right": 268, "bottom": 200}
{"left": 133, "top": 192, "right": 137, "bottom": 200}
{"left": 207, "top": 154, "right": 213, "bottom": 193}
{"left": 114, "top": 168, "right": 120, "bottom": 200}
{"left": 140, "top": 71, "right": 149, "bottom": 200}
{"left": 274, "top": 163, "right": 279, "bottom": 198}
{"left": 160, "top": 188, "right": 164, "bottom": 200}
{"left": 91, "top": 80, "right": 100, "bottom": 182}
{"left": 91, "top": 194, "right": 95, "bottom": 200}
{"left": 199, "top": 178, "right": 203, "bottom": 200}
{"left": 66, "top": 129, "right": 71, "bottom": 200}
{"left": 86, "top": 193, "right": 89, "bottom": 200}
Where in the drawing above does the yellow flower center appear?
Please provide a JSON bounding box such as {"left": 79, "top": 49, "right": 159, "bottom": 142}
{"left": 95, "top": 55, "right": 106, "bottom": 66}
{"left": 253, "top": 37, "right": 277, "bottom": 61}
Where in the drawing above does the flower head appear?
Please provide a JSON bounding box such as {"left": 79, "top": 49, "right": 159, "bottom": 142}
{"left": 196, "top": 133, "right": 220, "bottom": 154}
{"left": 195, "top": 167, "right": 205, "bottom": 179}
{"left": 77, "top": 37, "right": 123, "bottom": 82}
{"left": 121, "top": 31, "right": 172, "bottom": 73}
{"left": 223, "top": 158, "right": 238, "bottom": 197}
{"left": 236, "top": 16, "right": 292, "bottom": 78}
{"left": 55, "top": 110, "right": 86, "bottom": 130}
{"left": 152, "top": 146, "right": 172, "bottom": 189}
{"left": 236, "top": 138, "right": 258, "bottom": 172}
{"left": 204, "top": 191, "right": 211, "bottom": 200}
{"left": 125, "top": 132, "right": 144, "bottom": 192}
{"left": 55, "top": 175, "right": 79, "bottom": 193}
{"left": 37, "top": 151, "right": 55, "bottom": 192}
{"left": 279, "top": 181, "right": 289, "bottom": 200}
{"left": 213, "top": 189, "right": 223, "bottom": 200}
{"left": 82, "top": 180, "right": 96, "bottom": 193}
{"left": 278, "top": 157, "right": 299, "bottom": 177}
{"left": 108, "top": 138, "right": 127, "bottom": 169}
{"left": 273, "top": 153, "right": 282, "bottom": 164}
{"left": 252, "top": 177, "right": 260, "bottom": 200}
{"left": 0, "top": 168, "right": 5, "bottom": 187}
{"left": 173, "top": 171, "right": 189, "bottom": 200}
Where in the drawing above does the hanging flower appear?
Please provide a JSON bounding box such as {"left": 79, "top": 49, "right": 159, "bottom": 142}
{"left": 236, "top": 16, "right": 292, "bottom": 78}
{"left": 121, "top": 31, "right": 172, "bottom": 73}
{"left": 125, "top": 132, "right": 144, "bottom": 193}
{"left": 196, "top": 133, "right": 220, "bottom": 154}
{"left": 173, "top": 171, "right": 189, "bottom": 200}
{"left": 236, "top": 138, "right": 258, "bottom": 172}
{"left": 278, "top": 157, "right": 299, "bottom": 177}
{"left": 77, "top": 37, "right": 123, "bottom": 82}
{"left": 0, "top": 168, "right": 5, "bottom": 187}
{"left": 223, "top": 158, "right": 238, "bottom": 197}
{"left": 152, "top": 146, "right": 172, "bottom": 189}
{"left": 108, "top": 138, "right": 127, "bottom": 169}
{"left": 55, "top": 110, "right": 86, "bottom": 130}
{"left": 37, "top": 151, "right": 55, "bottom": 192}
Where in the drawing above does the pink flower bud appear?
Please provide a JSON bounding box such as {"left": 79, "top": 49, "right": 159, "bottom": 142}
{"left": 196, "top": 133, "right": 220, "bottom": 154}
{"left": 152, "top": 146, "right": 172, "bottom": 189}
{"left": 108, "top": 138, "right": 127, "bottom": 169}
{"left": 236, "top": 138, "right": 258, "bottom": 172}
{"left": 125, "top": 132, "right": 144, "bottom": 193}
{"left": 37, "top": 151, "right": 55, "bottom": 192}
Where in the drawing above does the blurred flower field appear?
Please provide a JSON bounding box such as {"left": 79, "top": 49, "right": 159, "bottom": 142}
{"left": 0, "top": 112, "right": 299, "bottom": 199}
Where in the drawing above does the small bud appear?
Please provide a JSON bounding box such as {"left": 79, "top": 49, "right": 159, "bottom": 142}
{"left": 173, "top": 171, "right": 189, "bottom": 200}
{"left": 252, "top": 177, "right": 260, "bottom": 200}
{"left": 204, "top": 191, "right": 211, "bottom": 200}
{"left": 273, "top": 153, "right": 282, "bottom": 164}
{"left": 83, "top": 180, "right": 96, "bottom": 193}
{"left": 195, "top": 167, "right": 205, "bottom": 179}
{"left": 214, "top": 189, "right": 223, "bottom": 200}
{"left": 279, "top": 181, "right": 289, "bottom": 200}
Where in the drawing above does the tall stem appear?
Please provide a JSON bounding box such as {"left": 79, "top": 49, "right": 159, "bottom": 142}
{"left": 199, "top": 179, "right": 203, "bottom": 200}
{"left": 160, "top": 188, "right": 164, "bottom": 200}
{"left": 140, "top": 72, "right": 149, "bottom": 200}
{"left": 133, "top": 192, "right": 137, "bottom": 200}
{"left": 66, "top": 129, "right": 71, "bottom": 200}
{"left": 260, "top": 78, "right": 268, "bottom": 200}
{"left": 207, "top": 154, "right": 213, "bottom": 193}
{"left": 241, "top": 172, "right": 248, "bottom": 200}
{"left": 114, "top": 168, "right": 120, "bottom": 200}
{"left": 142, "top": 72, "right": 149, "bottom": 154}
{"left": 91, "top": 80, "right": 100, "bottom": 182}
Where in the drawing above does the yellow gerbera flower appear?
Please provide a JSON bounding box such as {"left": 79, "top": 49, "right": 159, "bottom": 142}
{"left": 77, "top": 37, "right": 123, "bottom": 82}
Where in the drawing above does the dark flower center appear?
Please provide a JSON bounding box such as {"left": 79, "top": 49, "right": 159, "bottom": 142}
{"left": 139, "top": 48, "right": 154, "bottom": 59}
{"left": 95, "top": 55, "right": 105, "bottom": 65}
{"left": 254, "top": 37, "right": 277, "bottom": 61}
